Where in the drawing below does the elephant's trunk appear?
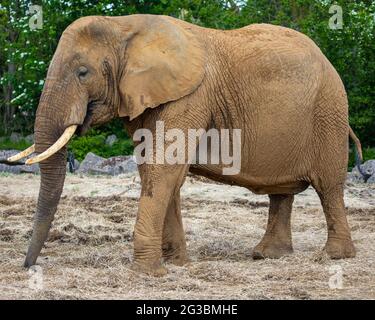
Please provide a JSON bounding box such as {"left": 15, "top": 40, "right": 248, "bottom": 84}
{"left": 24, "top": 152, "right": 67, "bottom": 267}
{"left": 24, "top": 83, "right": 81, "bottom": 267}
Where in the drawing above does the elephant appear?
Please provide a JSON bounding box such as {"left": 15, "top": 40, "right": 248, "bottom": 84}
{"left": 9, "top": 14, "right": 363, "bottom": 276}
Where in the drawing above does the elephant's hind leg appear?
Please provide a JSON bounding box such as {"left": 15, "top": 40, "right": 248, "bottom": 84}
{"left": 162, "top": 190, "right": 189, "bottom": 266}
{"left": 252, "top": 194, "right": 294, "bottom": 259}
{"left": 315, "top": 186, "right": 355, "bottom": 259}
{"left": 311, "top": 77, "right": 355, "bottom": 259}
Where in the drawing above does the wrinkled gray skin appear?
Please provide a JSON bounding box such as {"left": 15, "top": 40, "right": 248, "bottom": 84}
{"left": 25, "top": 14, "right": 357, "bottom": 275}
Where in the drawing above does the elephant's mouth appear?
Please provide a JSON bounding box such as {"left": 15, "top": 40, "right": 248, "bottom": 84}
{"left": 76, "top": 102, "right": 95, "bottom": 136}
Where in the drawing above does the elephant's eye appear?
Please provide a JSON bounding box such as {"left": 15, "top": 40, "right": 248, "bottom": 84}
{"left": 77, "top": 66, "right": 89, "bottom": 79}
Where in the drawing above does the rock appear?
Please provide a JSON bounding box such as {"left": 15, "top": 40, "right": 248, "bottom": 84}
{"left": 347, "top": 169, "right": 365, "bottom": 183}
{"left": 368, "top": 175, "right": 375, "bottom": 184}
{"left": 0, "top": 150, "right": 40, "bottom": 174}
{"left": 20, "top": 163, "right": 40, "bottom": 174}
{"left": 77, "top": 152, "right": 105, "bottom": 174}
{"left": 25, "top": 134, "right": 34, "bottom": 144}
{"left": 77, "top": 152, "right": 137, "bottom": 175}
{"left": 1, "top": 149, "right": 79, "bottom": 175}
{"left": 105, "top": 134, "right": 117, "bottom": 146}
{"left": 0, "top": 163, "right": 40, "bottom": 174}
{"left": 10, "top": 132, "right": 22, "bottom": 143}
{"left": 347, "top": 160, "right": 375, "bottom": 184}
{"left": 0, "top": 149, "right": 36, "bottom": 165}
{"left": 0, "top": 150, "right": 15, "bottom": 163}
{"left": 100, "top": 155, "right": 137, "bottom": 175}
{"left": 0, "top": 163, "right": 21, "bottom": 174}
{"left": 361, "top": 160, "right": 375, "bottom": 177}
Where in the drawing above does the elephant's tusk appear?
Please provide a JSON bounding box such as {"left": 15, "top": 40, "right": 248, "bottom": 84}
{"left": 26, "top": 125, "right": 77, "bottom": 165}
{"left": 7, "top": 144, "right": 36, "bottom": 162}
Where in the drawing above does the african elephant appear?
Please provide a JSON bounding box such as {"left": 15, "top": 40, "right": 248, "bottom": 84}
{"left": 10, "top": 14, "right": 362, "bottom": 276}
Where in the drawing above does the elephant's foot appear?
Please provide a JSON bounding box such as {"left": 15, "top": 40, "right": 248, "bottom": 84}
{"left": 162, "top": 243, "right": 189, "bottom": 266}
{"left": 164, "top": 254, "right": 189, "bottom": 266}
{"left": 324, "top": 238, "right": 356, "bottom": 259}
{"left": 23, "top": 257, "right": 36, "bottom": 269}
{"left": 252, "top": 239, "right": 293, "bottom": 260}
{"left": 131, "top": 260, "right": 168, "bottom": 277}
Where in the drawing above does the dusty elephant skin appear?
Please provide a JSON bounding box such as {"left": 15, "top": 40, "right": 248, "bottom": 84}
{"left": 17, "top": 14, "right": 360, "bottom": 276}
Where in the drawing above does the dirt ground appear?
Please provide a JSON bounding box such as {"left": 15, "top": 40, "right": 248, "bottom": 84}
{"left": 0, "top": 172, "right": 374, "bottom": 300}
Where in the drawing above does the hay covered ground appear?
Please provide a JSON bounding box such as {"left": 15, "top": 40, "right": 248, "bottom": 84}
{"left": 0, "top": 172, "right": 374, "bottom": 300}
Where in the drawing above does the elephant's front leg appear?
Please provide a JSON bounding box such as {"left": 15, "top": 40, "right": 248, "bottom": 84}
{"left": 132, "top": 164, "right": 188, "bottom": 276}
{"left": 162, "top": 190, "right": 188, "bottom": 266}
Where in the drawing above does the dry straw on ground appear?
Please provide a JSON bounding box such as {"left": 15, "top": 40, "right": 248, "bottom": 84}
{"left": 0, "top": 173, "right": 374, "bottom": 299}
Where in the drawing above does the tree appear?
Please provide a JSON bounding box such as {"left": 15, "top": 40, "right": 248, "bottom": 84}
{"left": 0, "top": 0, "right": 374, "bottom": 148}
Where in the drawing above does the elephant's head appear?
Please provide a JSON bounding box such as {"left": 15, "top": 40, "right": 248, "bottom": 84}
{"left": 9, "top": 15, "right": 205, "bottom": 267}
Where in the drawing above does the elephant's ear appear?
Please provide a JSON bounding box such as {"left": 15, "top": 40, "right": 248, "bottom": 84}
{"left": 118, "top": 16, "right": 205, "bottom": 120}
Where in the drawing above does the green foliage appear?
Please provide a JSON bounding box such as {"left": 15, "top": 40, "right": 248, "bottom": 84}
{"left": 0, "top": 137, "right": 32, "bottom": 151}
{"left": 0, "top": 130, "right": 133, "bottom": 161}
{"left": 68, "top": 127, "right": 134, "bottom": 161}
{"left": 0, "top": 0, "right": 374, "bottom": 161}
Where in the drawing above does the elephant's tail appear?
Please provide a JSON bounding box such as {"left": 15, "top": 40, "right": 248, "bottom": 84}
{"left": 349, "top": 126, "right": 371, "bottom": 182}
{"left": 349, "top": 126, "right": 363, "bottom": 161}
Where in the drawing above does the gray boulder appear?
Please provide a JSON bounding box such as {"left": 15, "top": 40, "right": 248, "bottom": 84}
{"left": 361, "top": 160, "right": 375, "bottom": 177}
{"left": 0, "top": 163, "right": 40, "bottom": 174}
{"left": 0, "top": 149, "right": 78, "bottom": 174}
{"left": 10, "top": 132, "right": 22, "bottom": 143}
{"left": 0, "top": 149, "right": 36, "bottom": 165}
{"left": 105, "top": 134, "right": 117, "bottom": 146}
{"left": 347, "top": 160, "right": 375, "bottom": 184}
{"left": 25, "top": 134, "right": 34, "bottom": 144}
{"left": 77, "top": 152, "right": 137, "bottom": 175}
{"left": 76, "top": 152, "right": 104, "bottom": 174}
{"left": 0, "top": 149, "right": 39, "bottom": 174}
{"left": 100, "top": 155, "right": 137, "bottom": 175}
{"left": 347, "top": 169, "right": 365, "bottom": 184}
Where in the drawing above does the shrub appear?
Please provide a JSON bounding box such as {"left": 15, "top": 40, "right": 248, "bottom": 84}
{"left": 0, "top": 138, "right": 32, "bottom": 151}
{"left": 68, "top": 128, "right": 134, "bottom": 161}
{"left": 0, "top": 123, "right": 134, "bottom": 162}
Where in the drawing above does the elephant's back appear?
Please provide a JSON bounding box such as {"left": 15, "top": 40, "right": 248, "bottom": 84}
{"left": 217, "top": 23, "right": 327, "bottom": 70}
{"left": 225, "top": 23, "right": 320, "bottom": 50}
